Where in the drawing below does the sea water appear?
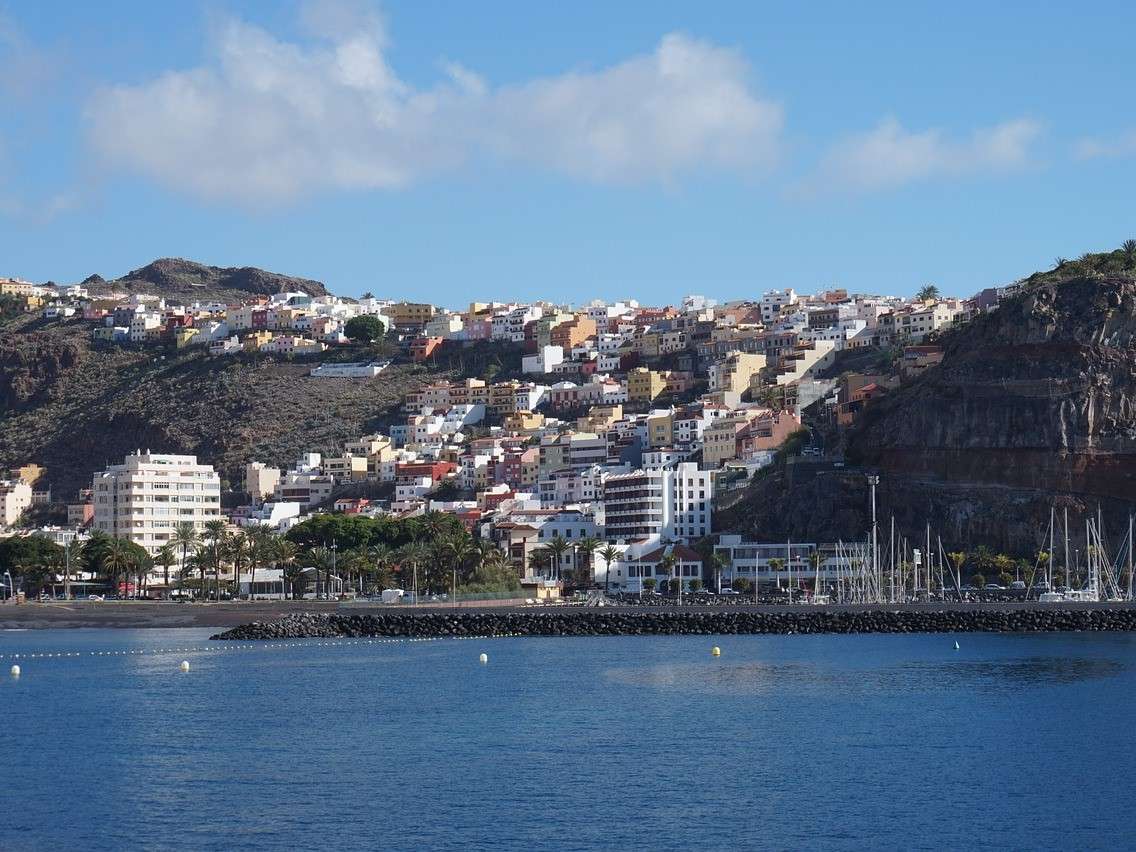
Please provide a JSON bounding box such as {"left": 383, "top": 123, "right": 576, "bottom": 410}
{"left": 1, "top": 629, "right": 1133, "bottom": 851}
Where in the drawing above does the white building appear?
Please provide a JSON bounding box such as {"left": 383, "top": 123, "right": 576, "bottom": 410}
{"left": 0, "top": 479, "right": 33, "bottom": 528}
{"left": 522, "top": 345, "right": 564, "bottom": 374}
{"left": 602, "top": 461, "right": 712, "bottom": 543}
{"left": 92, "top": 452, "right": 221, "bottom": 556}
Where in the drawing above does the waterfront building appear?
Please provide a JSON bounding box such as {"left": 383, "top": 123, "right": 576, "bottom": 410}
{"left": 602, "top": 461, "right": 711, "bottom": 543}
{"left": 92, "top": 452, "right": 221, "bottom": 555}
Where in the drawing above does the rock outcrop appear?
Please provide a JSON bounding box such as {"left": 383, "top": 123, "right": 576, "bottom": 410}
{"left": 721, "top": 255, "right": 1136, "bottom": 553}
{"left": 92, "top": 258, "right": 328, "bottom": 300}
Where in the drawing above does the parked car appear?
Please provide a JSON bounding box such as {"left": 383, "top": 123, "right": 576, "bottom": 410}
{"left": 1010, "top": 581, "right": 1027, "bottom": 590}
{"left": 87, "top": 594, "right": 105, "bottom": 602}
{"left": 984, "top": 583, "right": 1005, "bottom": 591}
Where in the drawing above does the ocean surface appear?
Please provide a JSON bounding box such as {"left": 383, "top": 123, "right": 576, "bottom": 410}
{"left": 1, "top": 628, "right": 1134, "bottom": 851}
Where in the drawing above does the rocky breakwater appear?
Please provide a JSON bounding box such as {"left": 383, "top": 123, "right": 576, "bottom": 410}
{"left": 212, "top": 607, "right": 1136, "bottom": 641}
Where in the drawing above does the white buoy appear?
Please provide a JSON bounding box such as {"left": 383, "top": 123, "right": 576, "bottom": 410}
{"left": 10, "top": 664, "right": 21, "bottom": 677}
{"left": 179, "top": 660, "right": 191, "bottom": 672}
{"left": 954, "top": 641, "right": 960, "bottom": 650}
{"left": 711, "top": 646, "right": 721, "bottom": 657}
{"left": 478, "top": 653, "right": 488, "bottom": 664}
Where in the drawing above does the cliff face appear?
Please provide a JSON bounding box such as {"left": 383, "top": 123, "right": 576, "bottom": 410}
{"left": 721, "top": 261, "right": 1136, "bottom": 554}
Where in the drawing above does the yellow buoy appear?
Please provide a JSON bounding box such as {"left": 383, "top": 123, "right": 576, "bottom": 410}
{"left": 179, "top": 660, "right": 191, "bottom": 672}
{"left": 711, "top": 646, "right": 721, "bottom": 657}
{"left": 478, "top": 653, "right": 488, "bottom": 664}
{"left": 10, "top": 664, "right": 21, "bottom": 676}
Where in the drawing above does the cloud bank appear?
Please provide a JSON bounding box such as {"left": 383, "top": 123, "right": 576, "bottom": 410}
{"left": 86, "top": 7, "right": 782, "bottom": 203}
{"left": 806, "top": 117, "right": 1041, "bottom": 194}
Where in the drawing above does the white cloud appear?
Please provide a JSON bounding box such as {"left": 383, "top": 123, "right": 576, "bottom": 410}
{"left": 84, "top": 5, "right": 782, "bottom": 203}
{"left": 805, "top": 117, "right": 1041, "bottom": 194}
{"left": 1073, "top": 131, "right": 1136, "bottom": 161}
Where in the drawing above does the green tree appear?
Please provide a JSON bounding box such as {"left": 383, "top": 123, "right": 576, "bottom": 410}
{"left": 916, "top": 284, "right": 940, "bottom": 302}
{"left": 271, "top": 537, "right": 298, "bottom": 599}
{"left": 659, "top": 553, "right": 678, "bottom": 597}
{"left": 732, "top": 577, "right": 753, "bottom": 594}
{"left": 688, "top": 578, "right": 703, "bottom": 593}
{"left": 155, "top": 544, "right": 177, "bottom": 595}
{"left": 540, "top": 537, "right": 572, "bottom": 582}
{"left": 1124, "top": 239, "right": 1136, "bottom": 264}
{"left": 170, "top": 522, "right": 200, "bottom": 591}
{"left": 573, "top": 536, "right": 601, "bottom": 588}
{"left": 972, "top": 573, "right": 986, "bottom": 589}
{"left": 203, "top": 519, "right": 227, "bottom": 601}
{"left": 642, "top": 577, "right": 657, "bottom": 592}
{"left": 344, "top": 315, "right": 387, "bottom": 343}
{"left": 598, "top": 545, "right": 620, "bottom": 594}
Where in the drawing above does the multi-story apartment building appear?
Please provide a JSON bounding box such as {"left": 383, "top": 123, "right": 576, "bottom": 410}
{"left": 92, "top": 453, "right": 221, "bottom": 556}
{"left": 709, "top": 351, "right": 766, "bottom": 394}
{"left": 602, "top": 461, "right": 711, "bottom": 543}
{"left": 0, "top": 479, "right": 33, "bottom": 527}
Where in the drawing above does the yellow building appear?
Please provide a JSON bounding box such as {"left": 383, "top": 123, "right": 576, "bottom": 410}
{"left": 9, "top": 464, "right": 45, "bottom": 486}
{"left": 174, "top": 327, "right": 200, "bottom": 348}
{"left": 702, "top": 416, "right": 747, "bottom": 467}
{"left": 386, "top": 302, "right": 437, "bottom": 327}
{"left": 711, "top": 351, "right": 767, "bottom": 395}
{"left": 577, "top": 404, "right": 622, "bottom": 433}
{"left": 449, "top": 378, "right": 489, "bottom": 407}
{"left": 504, "top": 410, "right": 545, "bottom": 432}
{"left": 488, "top": 381, "right": 521, "bottom": 415}
{"left": 628, "top": 368, "right": 667, "bottom": 402}
{"left": 646, "top": 410, "right": 674, "bottom": 448}
{"left": 243, "top": 330, "right": 274, "bottom": 351}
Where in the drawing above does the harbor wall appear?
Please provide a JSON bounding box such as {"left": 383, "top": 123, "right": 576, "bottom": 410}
{"left": 213, "top": 607, "right": 1136, "bottom": 640}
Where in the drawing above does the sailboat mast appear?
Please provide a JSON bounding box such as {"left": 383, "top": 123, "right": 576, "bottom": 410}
{"left": 925, "top": 522, "right": 931, "bottom": 597}
{"left": 1048, "top": 506, "right": 1055, "bottom": 590}
{"left": 1128, "top": 514, "right": 1134, "bottom": 602}
{"left": 1064, "top": 508, "right": 1071, "bottom": 591}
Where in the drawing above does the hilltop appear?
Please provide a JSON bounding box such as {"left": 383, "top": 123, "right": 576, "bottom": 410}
{"left": 83, "top": 258, "right": 329, "bottom": 301}
{"left": 718, "top": 249, "right": 1136, "bottom": 552}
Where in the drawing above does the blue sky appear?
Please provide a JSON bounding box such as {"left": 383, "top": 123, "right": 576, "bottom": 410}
{"left": 3, "top": 0, "right": 1136, "bottom": 305}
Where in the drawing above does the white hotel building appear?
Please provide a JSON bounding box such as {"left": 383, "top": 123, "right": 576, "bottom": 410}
{"left": 602, "top": 461, "right": 712, "bottom": 544}
{"left": 92, "top": 452, "right": 221, "bottom": 555}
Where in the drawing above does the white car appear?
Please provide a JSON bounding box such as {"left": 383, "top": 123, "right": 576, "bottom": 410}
{"left": 87, "top": 594, "right": 105, "bottom": 602}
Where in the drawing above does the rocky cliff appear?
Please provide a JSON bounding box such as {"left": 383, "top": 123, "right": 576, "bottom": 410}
{"left": 720, "top": 253, "right": 1136, "bottom": 554}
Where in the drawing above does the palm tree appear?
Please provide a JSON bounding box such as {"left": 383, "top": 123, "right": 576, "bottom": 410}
{"left": 243, "top": 528, "right": 272, "bottom": 599}
{"left": 442, "top": 534, "right": 480, "bottom": 603}
{"left": 915, "top": 284, "right": 940, "bottom": 302}
{"left": 710, "top": 551, "right": 730, "bottom": 594}
{"left": 367, "top": 543, "right": 394, "bottom": 595}
{"left": 153, "top": 547, "right": 174, "bottom": 599}
{"left": 102, "top": 538, "right": 132, "bottom": 598}
{"left": 155, "top": 544, "right": 177, "bottom": 596}
{"left": 223, "top": 531, "right": 248, "bottom": 601}
{"left": 574, "top": 536, "right": 601, "bottom": 588}
{"left": 541, "top": 537, "right": 572, "bottom": 582}
{"left": 170, "top": 522, "right": 200, "bottom": 594}
{"left": 659, "top": 552, "right": 678, "bottom": 599}
{"left": 271, "top": 537, "right": 297, "bottom": 599}
{"left": 203, "top": 519, "right": 226, "bottom": 602}
{"left": 599, "top": 545, "right": 620, "bottom": 594}
{"left": 1124, "top": 239, "right": 1136, "bottom": 264}
{"left": 395, "top": 542, "right": 428, "bottom": 601}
